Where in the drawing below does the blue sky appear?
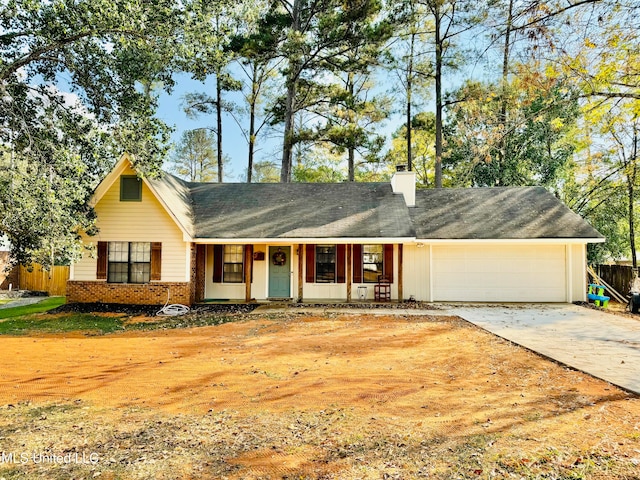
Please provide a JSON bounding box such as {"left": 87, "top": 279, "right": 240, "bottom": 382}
{"left": 154, "top": 61, "right": 453, "bottom": 182}
{"left": 155, "top": 73, "right": 284, "bottom": 181}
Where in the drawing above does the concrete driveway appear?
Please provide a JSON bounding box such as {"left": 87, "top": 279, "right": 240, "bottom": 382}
{"left": 0, "top": 296, "right": 46, "bottom": 310}
{"left": 447, "top": 303, "right": 640, "bottom": 395}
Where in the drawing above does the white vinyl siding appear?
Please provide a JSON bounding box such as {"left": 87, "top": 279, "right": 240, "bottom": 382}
{"left": 569, "top": 243, "right": 587, "bottom": 302}
{"left": 72, "top": 166, "right": 189, "bottom": 282}
{"left": 401, "top": 244, "right": 430, "bottom": 302}
{"left": 432, "top": 244, "right": 567, "bottom": 302}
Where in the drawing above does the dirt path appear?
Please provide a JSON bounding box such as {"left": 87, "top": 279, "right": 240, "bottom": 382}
{"left": 0, "top": 314, "right": 610, "bottom": 418}
{"left": 1, "top": 313, "right": 639, "bottom": 479}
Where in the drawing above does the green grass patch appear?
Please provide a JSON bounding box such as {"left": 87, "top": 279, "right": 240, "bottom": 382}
{"left": 0, "top": 305, "right": 240, "bottom": 335}
{"left": 24, "top": 402, "right": 83, "bottom": 420}
{"left": 0, "top": 312, "right": 125, "bottom": 335}
{"left": 0, "top": 296, "right": 66, "bottom": 319}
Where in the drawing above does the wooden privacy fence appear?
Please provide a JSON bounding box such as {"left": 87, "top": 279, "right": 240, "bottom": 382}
{"left": 595, "top": 264, "right": 639, "bottom": 298}
{"left": 18, "top": 264, "right": 69, "bottom": 296}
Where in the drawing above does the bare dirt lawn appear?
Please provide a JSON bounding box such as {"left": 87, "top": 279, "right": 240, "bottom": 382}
{"left": 0, "top": 312, "right": 639, "bottom": 479}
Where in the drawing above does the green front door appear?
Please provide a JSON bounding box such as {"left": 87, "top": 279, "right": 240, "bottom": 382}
{"left": 268, "top": 246, "right": 291, "bottom": 298}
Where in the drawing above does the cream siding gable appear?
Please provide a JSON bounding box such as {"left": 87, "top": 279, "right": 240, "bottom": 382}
{"left": 91, "top": 155, "right": 193, "bottom": 240}
{"left": 89, "top": 154, "right": 131, "bottom": 208}
{"left": 72, "top": 166, "right": 189, "bottom": 282}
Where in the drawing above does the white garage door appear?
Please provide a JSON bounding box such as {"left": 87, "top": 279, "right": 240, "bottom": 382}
{"left": 432, "top": 244, "right": 567, "bottom": 302}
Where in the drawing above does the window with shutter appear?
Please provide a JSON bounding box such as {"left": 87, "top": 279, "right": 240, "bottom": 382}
{"left": 213, "top": 245, "right": 245, "bottom": 283}
{"left": 106, "top": 242, "right": 151, "bottom": 283}
{"left": 353, "top": 244, "right": 392, "bottom": 283}
{"left": 223, "top": 245, "right": 244, "bottom": 283}
{"left": 315, "top": 245, "right": 336, "bottom": 283}
{"left": 362, "top": 245, "right": 383, "bottom": 283}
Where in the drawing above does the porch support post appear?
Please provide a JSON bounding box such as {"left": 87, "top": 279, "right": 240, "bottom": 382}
{"left": 346, "top": 244, "right": 352, "bottom": 302}
{"left": 398, "top": 244, "right": 403, "bottom": 302}
{"left": 298, "top": 244, "right": 304, "bottom": 302}
{"left": 244, "top": 245, "right": 252, "bottom": 302}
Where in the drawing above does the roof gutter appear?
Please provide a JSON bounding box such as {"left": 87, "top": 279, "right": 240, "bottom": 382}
{"left": 191, "top": 237, "right": 416, "bottom": 244}
{"left": 190, "top": 237, "right": 605, "bottom": 245}
{"left": 416, "top": 238, "right": 606, "bottom": 244}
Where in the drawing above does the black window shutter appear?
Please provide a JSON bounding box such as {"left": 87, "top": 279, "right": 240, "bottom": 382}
{"left": 384, "top": 244, "right": 394, "bottom": 282}
{"left": 150, "top": 242, "right": 162, "bottom": 280}
{"left": 305, "top": 245, "right": 315, "bottom": 283}
{"left": 97, "top": 241, "right": 108, "bottom": 280}
{"left": 336, "top": 244, "right": 346, "bottom": 283}
{"left": 352, "top": 244, "right": 363, "bottom": 283}
{"left": 213, "top": 245, "right": 223, "bottom": 283}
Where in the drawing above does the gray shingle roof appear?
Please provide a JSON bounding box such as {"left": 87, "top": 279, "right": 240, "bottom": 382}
{"left": 147, "top": 173, "right": 195, "bottom": 237}
{"left": 410, "top": 187, "right": 603, "bottom": 239}
{"left": 148, "top": 174, "right": 602, "bottom": 241}
{"left": 188, "top": 182, "right": 414, "bottom": 239}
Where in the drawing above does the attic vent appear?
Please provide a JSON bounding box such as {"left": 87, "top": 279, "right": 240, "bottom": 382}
{"left": 396, "top": 164, "right": 407, "bottom": 172}
{"left": 120, "top": 175, "right": 142, "bottom": 201}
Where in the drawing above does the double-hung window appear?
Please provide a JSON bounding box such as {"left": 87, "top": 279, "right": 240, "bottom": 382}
{"left": 362, "top": 244, "right": 383, "bottom": 283}
{"left": 315, "top": 245, "right": 336, "bottom": 283}
{"left": 353, "top": 244, "right": 392, "bottom": 284}
{"left": 107, "top": 242, "right": 151, "bottom": 283}
{"left": 223, "top": 245, "right": 244, "bottom": 283}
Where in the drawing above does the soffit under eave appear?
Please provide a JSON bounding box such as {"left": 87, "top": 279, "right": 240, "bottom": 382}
{"left": 190, "top": 237, "right": 417, "bottom": 244}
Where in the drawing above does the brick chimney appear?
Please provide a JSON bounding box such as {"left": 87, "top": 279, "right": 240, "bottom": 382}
{"left": 391, "top": 165, "right": 416, "bottom": 207}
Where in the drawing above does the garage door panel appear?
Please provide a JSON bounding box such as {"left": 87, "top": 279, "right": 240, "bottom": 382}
{"left": 433, "top": 245, "right": 566, "bottom": 302}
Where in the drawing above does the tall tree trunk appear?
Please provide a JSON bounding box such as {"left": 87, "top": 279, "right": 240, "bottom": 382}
{"left": 216, "top": 73, "right": 224, "bottom": 183}
{"left": 497, "top": 0, "right": 514, "bottom": 183}
{"left": 434, "top": 5, "right": 443, "bottom": 188}
{"left": 407, "top": 28, "right": 415, "bottom": 172}
{"left": 629, "top": 176, "right": 636, "bottom": 268}
{"left": 348, "top": 147, "right": 355, "bottom": 181}
{"left": 214, "top": 13, "right": 224, "bottom": 184}
{"left": 280, "top": 0, "right": 300, "bottom": 183}
{"left": 247, "top": 64, "right": 257, "bottom": 183}
{"left": 348, "top": 73, "right": 356, "bottom": 181}
{"left": 629, "top": 126, "right": 638, "bottom": 268}
{"left": 281, "top": 80, "right": 296, "bottom": 183}
{"left": 500, "top": 0, "right": 513, "bottom": 123}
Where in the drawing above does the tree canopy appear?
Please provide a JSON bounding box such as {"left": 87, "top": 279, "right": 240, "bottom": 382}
{"left": 2, "top": 0, "right": 640, "bottom": 265}
{"left": 0, "top": 0, "right": 182, "bottom": 266}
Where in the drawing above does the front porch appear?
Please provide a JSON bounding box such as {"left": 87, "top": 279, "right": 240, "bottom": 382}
{"left": 194, "top": 243, "right": 405, "bottom": 304}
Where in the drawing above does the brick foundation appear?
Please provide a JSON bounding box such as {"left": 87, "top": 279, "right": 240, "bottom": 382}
{"left": 67, "top": 281, "right": 191, "bottom": 305}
